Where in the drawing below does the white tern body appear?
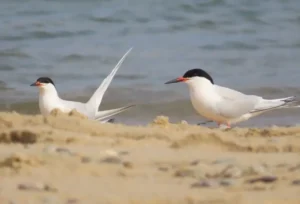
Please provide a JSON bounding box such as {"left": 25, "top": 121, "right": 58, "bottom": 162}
{"left": 187, "top": 77, "right": 297, "bottom": 126}
{"left": 34, "top": 48, "right": 134, "bottom": 123}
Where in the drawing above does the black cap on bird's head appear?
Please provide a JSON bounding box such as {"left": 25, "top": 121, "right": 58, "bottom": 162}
{"left": 30, "top": 77, "right": 55, "bottom": 87}
{"left": 164, "top": 68, "right": 214, "bottom": 85}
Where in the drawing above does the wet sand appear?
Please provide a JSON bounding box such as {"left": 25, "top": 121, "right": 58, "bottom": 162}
{"left": 0, "top": 110, "right": 300, "bottom": 204}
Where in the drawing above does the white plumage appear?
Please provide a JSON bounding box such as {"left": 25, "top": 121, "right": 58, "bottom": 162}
{"left": 31, "top": 48, "right": 134, "bottom": 123}
{"left": 165, "top": 68, "right": 298, "bottom": 128}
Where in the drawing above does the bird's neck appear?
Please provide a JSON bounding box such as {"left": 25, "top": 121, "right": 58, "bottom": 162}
{"left": 39, "top": 87, "right": 59, "bottom": 100}
{"left": 187, "top": 78, "right": 214, "bottom": 94}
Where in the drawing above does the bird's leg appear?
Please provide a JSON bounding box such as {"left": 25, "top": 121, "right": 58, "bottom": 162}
{"left": 197, "top": 120, "right": 214, "bottom": 125}
{"left": 107, "top": 118, "right": 115, "bottom": 124}
{"left": 216, "top": 122, "right": 231, "bottom": 129}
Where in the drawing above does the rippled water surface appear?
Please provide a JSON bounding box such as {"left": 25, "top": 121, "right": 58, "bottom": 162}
{"left": 1, "top": 0, "right": 300, "bottom": 126}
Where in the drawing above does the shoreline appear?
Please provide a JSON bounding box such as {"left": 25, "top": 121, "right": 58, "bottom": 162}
{"left": 0, "top": 111, "right": 300, "bottom": 203}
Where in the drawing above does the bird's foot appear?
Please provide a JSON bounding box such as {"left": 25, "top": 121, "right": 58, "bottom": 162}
{"left": 107, "top": 118, "right": 115, "bottom": 124}
{"left": 217, "top": 122, "right": 231, "bottom": 130}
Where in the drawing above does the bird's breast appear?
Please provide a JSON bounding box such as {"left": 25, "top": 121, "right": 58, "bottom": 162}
{"left": 38, "top": 95, "right": 62, "bottom": 116}
{"left": 189, "top": 90, "right": 225, "bottom": 122}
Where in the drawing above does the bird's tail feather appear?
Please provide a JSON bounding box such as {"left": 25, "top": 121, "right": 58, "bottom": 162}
{"left": 95, "top": 105, "right": 135, "bottom": 122}
{"left": 251, "top": 96, "right": 298, "bottom": 113}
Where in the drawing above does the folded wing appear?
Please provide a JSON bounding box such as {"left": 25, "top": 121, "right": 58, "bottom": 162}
{"left": 216, "top": 96, "right": 260, "bottom": 118}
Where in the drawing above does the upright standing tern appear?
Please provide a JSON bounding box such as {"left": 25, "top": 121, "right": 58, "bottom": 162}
{"left": 165, "top": 68, "right": 298, "bottom": 128}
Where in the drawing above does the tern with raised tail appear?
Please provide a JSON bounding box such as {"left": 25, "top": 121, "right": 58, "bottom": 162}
{"left": 165, "top": 68, "right": 298, "bottom": 128}
{"left": 31, "top": 47, "right": 134, "bottom": 123}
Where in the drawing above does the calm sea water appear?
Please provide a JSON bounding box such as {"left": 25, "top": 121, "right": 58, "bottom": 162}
{"left": 1, "top": 0, "right": 300, "bottom": 126}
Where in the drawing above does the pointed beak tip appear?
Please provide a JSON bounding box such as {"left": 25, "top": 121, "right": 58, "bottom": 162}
{"left": 164, "top": 77, "right": 186, "bottom": 85}
{"left": 164, "top": 80, "right": 178, "bottom": 85}
{"left": 30, "top": 82, "right": 40, "bottom": 87}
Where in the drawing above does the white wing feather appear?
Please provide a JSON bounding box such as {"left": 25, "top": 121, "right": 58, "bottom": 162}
{"left": 95, "top": 105, "right": 135, "bottom": 121}
{"left": 86, "top": 47, "right": 133, "bottom": 115}
{"left": 214, "top": 85, "right": 296, "bottom": 118}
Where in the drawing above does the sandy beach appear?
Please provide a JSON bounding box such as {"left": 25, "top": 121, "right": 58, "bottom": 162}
{"left": 0, "top": 110, "right": 299, "bottom": 204}
{"left": 1, "top": 0, "right": 300, "bottom": 203}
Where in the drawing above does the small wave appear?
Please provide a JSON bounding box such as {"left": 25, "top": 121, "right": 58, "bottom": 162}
{"left": 0, "top": 36, "right": 25, "bottom": 41}
{"left": 47, "top": 73, "right": 145, "bottom": 82}
{"left": 17, "top": 10, "right": 52, "bottom": 16}
{"left": 0, "top": 81, "right": 6, "bottom": 89}
{"left": 59, "top": 54, "right": 121, "bottom": 63}
{"left": 242, "top": 87, "right": 300, "bottom": 97}
{"left": 168, "top": 19, "right": 217, "bottom": 32}
{"left": 180, "top": 3, "right": 204, "bottom": 13}
{"left": 0, "top": 64, "right": 14, "bottom": 71}
{"left": 0, "top": 101, "right": 38, "bottom": 115}
{"left": 220, "top": 58, "right": 245, "bottom": 66}
{"left": 162, "top": 14, "right": 187, "bottom": 22}
{"left": 30, "top": 30, "right": 94, "bottom": 39}
{"left": 292, "top": 42, "right": 300, "bottom": 48}
{"left": 0, "top": 81, "right": 13, "bottom": 91}
{"left": 196, "top": 20, "right": 216, "bottom": 28}
{"left": 236, "top": 9, "right": 268, "bottom": 25}
{"left": 88, "top": 9, "right": 150, "bottom": 25}
{"left": 223, "top": 41, "right": 259, "bottom": 50}
{"left": 200, "top": 41, "right": 259, "bottom": 50}
{"left": 196, "top": 0, "right": 225, "bottom": 7}
{"left": 1, "top": 30, "right": 94, "bottom": 41}
{"left": 88, "top": 16, "right": 125, "bottom": 23}
{"left": 0, "top": 49, "right": 31, "bottom": 58}
{"left": 135, "top": 17, "right": 150, "bottom": 23}
{"left": 180, "top": 0, "right": 225, "bottom": 13}
{"left": 59, "top": 54, "right": 92, "bottom": 62}
{"left": 114, "top": 74, "right": 146, "bottom": 80}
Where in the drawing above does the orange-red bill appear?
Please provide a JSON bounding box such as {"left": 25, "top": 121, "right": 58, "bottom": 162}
{"left": 30, "top": 81, "right": 41, "bottom": 86}
{"left": 164, "top": 77, "right": 188, "bottom": 84}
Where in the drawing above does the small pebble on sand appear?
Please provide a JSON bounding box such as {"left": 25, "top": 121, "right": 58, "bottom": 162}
{"left": 119, "top": 151, "right": 130, "bottom": 156}
{"left": 291, "top": 179, "right": 300, "bottom": 185}
{"left": 289, "top": 164, "right": 300, "bottom": 172}
{"left": 18, "top": 182, "right": 57, "bottom": 192}
{"left": 158, "top": 166, "right": 169, "bottom": 172}
{"left": 219, "top": 179, "right": 236, "bottom": 187}
{"left": 55, "top": 147, "right": 74, "bottom": 156}
{"left": 249, "top": 164, "right": 270, "bottom": 175}
{"left": 81, "top": 156, "right": 92, "bottom": 163}
{"left": 220, "top": 165, "right": 242, "bottom": 178}
{"left": 104, "top": 149, "right": 119, "bottom": 157}
{"left": 246, "top": 176, "right": 277, "bottom": 184}
{"left": 41, "top": 197, "right": 59, "bottom": 204}
{"left": 190, "top": 160, "right": 201, "bottom": 166}
{"left": 191, "top": 179, "right": 219, "bottom": 188}
{"left": 122, "top": 161, "right": 133, "bottom": 169}
{"left": 66, "top": 198, "right": 79, "bottom": 204}
{"left": 212, "top": 158, "right": 236, "bottom": 165}
{"left": 100, "top": 156, "right": 122, "bottom": 164}
{"left": 43, "top": 146, "right": 57, "bottom": 154}
{"left": 174, "top": 169, "right": 195, "bottom": 178}
{"left": 43, "top": 146, "right": 75, "bottom": 156}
